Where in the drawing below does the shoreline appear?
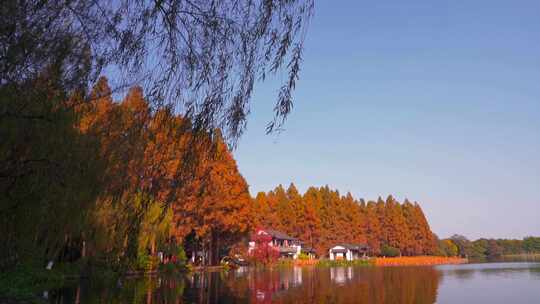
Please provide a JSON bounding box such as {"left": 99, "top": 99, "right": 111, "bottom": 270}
{"left": 251, "top": 256, "right": 469, "bottom": 269}
{"left": 373, "top": 256, "right": 468, "bottom": 267}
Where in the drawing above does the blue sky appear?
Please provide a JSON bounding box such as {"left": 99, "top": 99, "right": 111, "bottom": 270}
{"left": 233, "top": 1, "right": 540, "bottom": 240}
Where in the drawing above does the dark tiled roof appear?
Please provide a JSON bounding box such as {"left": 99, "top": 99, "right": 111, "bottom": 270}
{"left": 301, "top": 246, "right": 317, "bottom": 253}
{"left": 261, "top": 229, "right": 298, "bottom": 241}
{"left": 333, "top": 243, "right": 370, "bottom": 251}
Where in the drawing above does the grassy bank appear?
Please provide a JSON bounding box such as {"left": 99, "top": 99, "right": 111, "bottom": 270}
{"left": 251, "top": 258, "right": 373, "bottom": 269}
{"left": 374, "top": 256, "right": 467, "bottom": 266}
{"left": 0, "top": 260, "right": 189, "bottom": 303}
{"left": 254, "top": 256, "right": 469, "bottom": 269}
{"left": 316, "top": 259, "right": 373, "bottom": 267}
{"left": 0, "top": 264, "right": 76, "bottom": 303}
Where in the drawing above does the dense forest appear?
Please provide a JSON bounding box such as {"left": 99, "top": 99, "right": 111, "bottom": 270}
{"left": 252, "top": 185, "right": 436, "bottom": 257}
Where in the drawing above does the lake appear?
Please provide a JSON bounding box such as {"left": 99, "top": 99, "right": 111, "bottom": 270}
{"left": 47, "top": 262, "right": 540, "bottom": 303}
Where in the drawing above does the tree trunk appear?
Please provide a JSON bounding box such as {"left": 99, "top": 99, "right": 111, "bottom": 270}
{"left": 202, "top": 242, "right": 207, "bottom": 266}
{"left": 82, "top": 238, "right": 86, "bottom": 258}
{"left": 215, "top": 234, "right": 220, "bottom": 265}
{"left": 146, "top": 285, "right": 152, "bottom": 304}
{"left": 75, "top": 285, "right": 80, "bottom": 304}
{"left": 208, "top": 236, "right": 214, "bottom": 266}
{"left": 208, "top": 231, "right": 220, "bottom": 266}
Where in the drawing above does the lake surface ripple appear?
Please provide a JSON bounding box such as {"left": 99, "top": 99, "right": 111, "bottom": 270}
{"left": 48, "top": 262, "right": 540, "bottom": 303}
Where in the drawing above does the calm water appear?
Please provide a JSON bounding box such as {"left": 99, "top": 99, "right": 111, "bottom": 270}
{"left": 47, "top": 262, "right": 540, "bottom": 303}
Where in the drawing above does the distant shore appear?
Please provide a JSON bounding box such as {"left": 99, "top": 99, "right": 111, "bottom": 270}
{"left": 502, "top": 253, "right": 540, "bottom": 258}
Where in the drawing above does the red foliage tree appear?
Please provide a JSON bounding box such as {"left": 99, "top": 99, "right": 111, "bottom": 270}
{"left": 250, "top": 231, "right": 279, "bottom": 265}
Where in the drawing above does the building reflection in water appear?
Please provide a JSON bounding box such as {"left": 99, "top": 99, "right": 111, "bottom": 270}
{"left": 46, "top": 265, "right": 442, "bottom": 304}
{"left": 246, "top": 266, "right": 304, "bottom": 303}
{"left": 330, "top": 266, "right": 353, "bottom": 285}
{"left": 240, "top": 266, "right": 441, "bottom": 304}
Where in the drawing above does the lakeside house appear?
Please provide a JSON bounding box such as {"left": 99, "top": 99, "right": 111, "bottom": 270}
{"left": 249, "top": 228, "right": 302, "bottom": 259}
{"left": 248, "top": 228, "right": 370, "bottom": 261}
{"left": 328, "top": 244, "right": 370, "bottom": 261}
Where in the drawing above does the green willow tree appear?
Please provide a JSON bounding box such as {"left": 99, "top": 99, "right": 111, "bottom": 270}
{"left": 0, "top": 68, "right": 103, "bottom": 268}
{"left": 2, "top": 0, "right": 314, "bottom": 141}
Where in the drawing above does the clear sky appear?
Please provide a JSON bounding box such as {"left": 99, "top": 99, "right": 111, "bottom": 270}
{"left": 233, "top": 1, "right": 540, "bottom": 240}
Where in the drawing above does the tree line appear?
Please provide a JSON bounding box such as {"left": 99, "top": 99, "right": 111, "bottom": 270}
{"left": 435, "top": 235, "right": 540, "bottom": 259}
{"left": 251, "top": 184, "right": 437, "bottom": 257}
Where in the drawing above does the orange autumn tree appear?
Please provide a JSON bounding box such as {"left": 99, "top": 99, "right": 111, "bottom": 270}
{"left": 403, "top": 200, "right": 436, "bottom": 255}
{"left": 251, "top": 192, "right": 281, "bottom": 230}
{"left": 383, "top": 195, "right": 411, "bottom": 256}
{"left": 173, "top": 131, "right": 252, "bottom": 265}
{"left": 365, "top": 200, "right": 383, "bottom": 255}
{"left": 294, "top": 189, "right": 322, "bottom": 251}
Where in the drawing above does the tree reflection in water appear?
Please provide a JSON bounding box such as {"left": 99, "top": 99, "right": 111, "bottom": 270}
{"left": 47, "top": 266, "right": 441, "bottom": 304}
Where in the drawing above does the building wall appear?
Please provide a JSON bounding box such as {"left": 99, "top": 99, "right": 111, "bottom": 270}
{"left": 329, "top": 246, "right": 349, "bottom": 260}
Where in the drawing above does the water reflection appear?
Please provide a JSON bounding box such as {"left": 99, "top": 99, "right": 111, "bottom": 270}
{"left": 435, "top": 263, "right": 540, "bottom": 304}
{"left": 437, "top": 262, "right": 540, "bottom": 280}
{"left": 330, "top": 266, "right": 353, "bottom": 285}
{"left": 47, "top": 262, "right": 540, "bottom": 304}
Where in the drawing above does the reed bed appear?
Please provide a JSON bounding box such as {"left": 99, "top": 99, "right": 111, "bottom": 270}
{"left": 294, "top": 259, "right": 319, "bottom": 266}
{"left": 374, "top": 256, "right": 467, "bottom": 266}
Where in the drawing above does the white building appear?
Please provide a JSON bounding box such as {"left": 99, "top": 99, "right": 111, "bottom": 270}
{"left": 328, "top": 244, "right": 369, "bottom": 261}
